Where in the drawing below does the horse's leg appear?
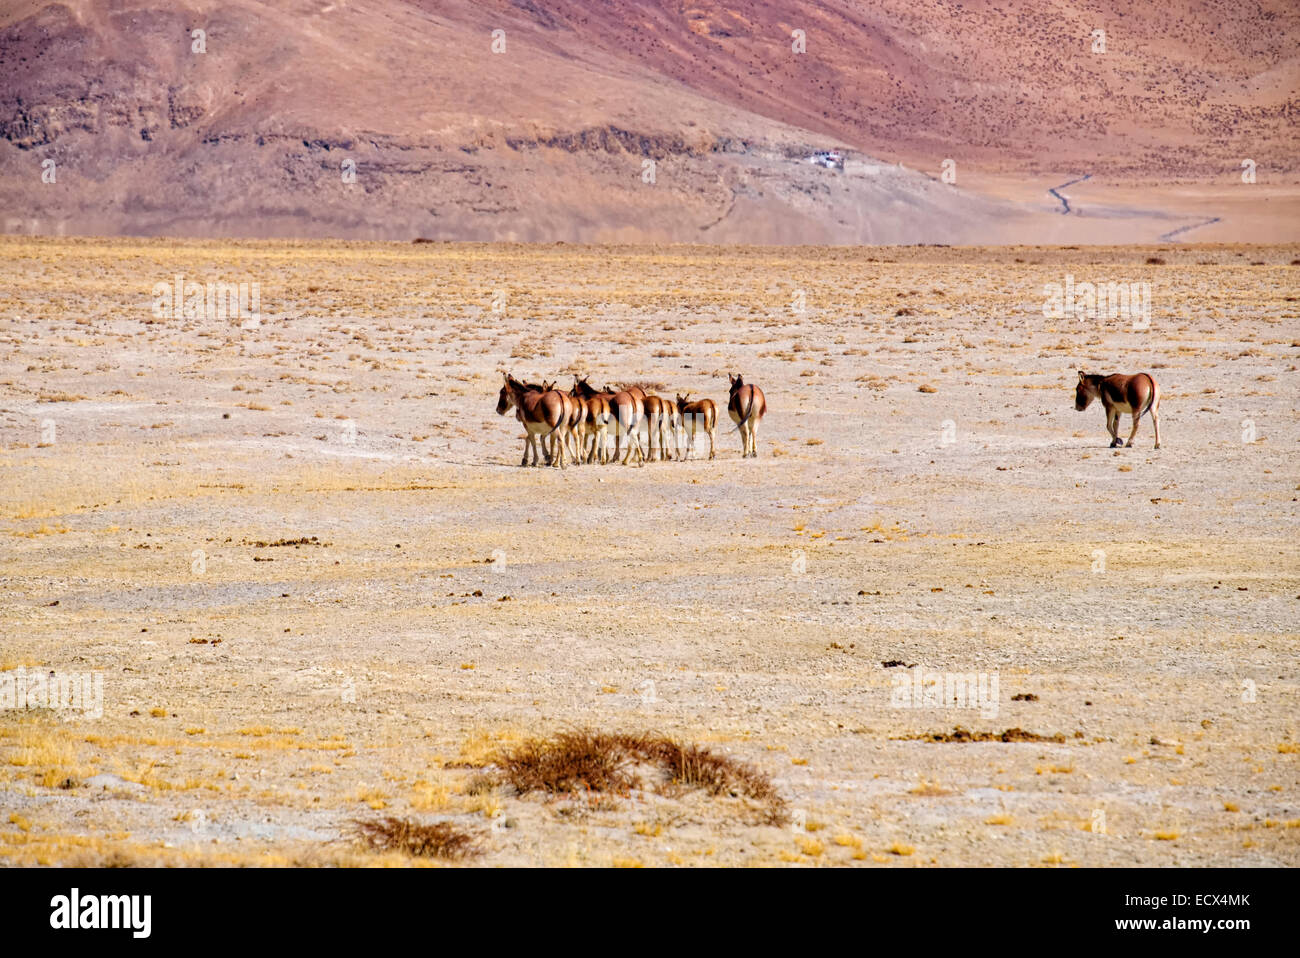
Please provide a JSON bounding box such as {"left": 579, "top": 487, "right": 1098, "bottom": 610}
{"left": 621, "top": 422, "right": 636, "bottom": 464}
{"left": 1107, "top": 409, "right": 1121, "bottom": 447}
{"left": 624, "top": 419, "right": 645, "bottom": 465}
{"left": 620, "top": 414, "right": 638, "bottom": 465}
{"left": 1125, "top": 411, "right": 1142, "bottom": 447}
{"left": 1152, "top": 407, "right": 1161, "bottom": 450}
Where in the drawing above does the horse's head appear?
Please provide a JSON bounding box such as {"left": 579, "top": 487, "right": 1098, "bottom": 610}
{"left": 1075, "top": 370, "right": 1099, "bottom": 411}
{"left": 496, "top": 371, "right": 517, "bottom": 416}
{"left": 728, "top": 373, "right": 743, "bottom": 396}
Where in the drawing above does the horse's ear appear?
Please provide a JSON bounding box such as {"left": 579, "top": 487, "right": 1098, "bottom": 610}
{"left": 1078, "top": 369, "right": 1086, "bottom": 381}
{"left": 502, "top": 370, "right": 510, "bottom": 382}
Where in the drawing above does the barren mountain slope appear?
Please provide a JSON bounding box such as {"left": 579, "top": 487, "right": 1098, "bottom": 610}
{"left": 1, "top": 0, "right": 1296, "bottom": 241}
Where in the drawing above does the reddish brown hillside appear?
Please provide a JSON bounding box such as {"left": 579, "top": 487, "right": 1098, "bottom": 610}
{"left": 0, "top": 0, "right": 1295, "bottom": 241}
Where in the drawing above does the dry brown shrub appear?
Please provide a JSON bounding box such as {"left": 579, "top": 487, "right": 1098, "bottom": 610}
{"left": 491, "top": 729, "right": 784, "bottom": 821}
{"left": 350, "top": 817, "right": 480, "bottom": 859}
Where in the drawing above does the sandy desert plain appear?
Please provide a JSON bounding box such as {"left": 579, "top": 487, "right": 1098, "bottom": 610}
{"left": 0, "top": 236, "right": 1296, "bottom": 867}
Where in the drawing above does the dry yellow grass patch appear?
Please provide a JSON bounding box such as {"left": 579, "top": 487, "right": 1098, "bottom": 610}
{"left": 5, "top": 723, "right": 80, "bottom": 775}
{"left": 458, "top": 725, "right": 528, "bottom": 767}
{"left": 354, "top": 785, "right": 390, "bottom": 810}
{"left": 795, "top": 836, "right": 824, "bottom": 856}
{"left": 409, "top": 778, "right": 455, "bottom": 812}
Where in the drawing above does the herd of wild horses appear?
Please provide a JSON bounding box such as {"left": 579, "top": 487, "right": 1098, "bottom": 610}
{"left": 496, "top": 371, "right": 766, "bottom": 467}
{"left": 495, "top": 369, "right": 1158, "bottom": 468}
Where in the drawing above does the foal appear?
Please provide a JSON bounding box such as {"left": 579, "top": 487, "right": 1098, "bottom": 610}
{"left": 675, "top": 393, "right": 717, "bottom": 460}
{"left": 1074, "top": 370, "right": 1162, "bottom": 449}
{"left": 727, "top": 373, "right": 767, "bottom": 458}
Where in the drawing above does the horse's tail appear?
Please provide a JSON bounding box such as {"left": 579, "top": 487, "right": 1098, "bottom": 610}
{"left": 1140, "top": 373, "right": 1159, "bottom": 419}
{"left": 728, "top": 390, "right": 757, "bottom": 434}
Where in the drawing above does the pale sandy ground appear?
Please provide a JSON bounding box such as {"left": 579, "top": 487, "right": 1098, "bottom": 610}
{"left": 0, "top": 237, "right": 1296, "bottom": 867}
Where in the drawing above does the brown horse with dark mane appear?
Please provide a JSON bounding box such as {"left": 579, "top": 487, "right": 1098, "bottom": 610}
{"left": 727, "top": 373, "right": 766, "bottom": 458}
{"left": 573, "top": 378, "right": 645, "bottom": 464}
{"left": 571, "top": 375, "right": 611, "bottom": 464}
{"left": 496, "top": 372, "right": 571, "bottom": 467}
{"left": 675, "top": 393, "right": 717, "bottom": 460}
{"left": 1075, "top": 370, "right": 1161, "bottom": 449}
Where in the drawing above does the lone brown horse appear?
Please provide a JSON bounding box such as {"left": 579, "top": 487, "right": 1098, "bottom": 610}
{"left": 727, "top": 373, "right": 766, "bottom": 457}
{"left": 496, "top": 372, "right": 571, "bottom": 467}
{"left": 1075, "top": 370, "right": 1161, "bottom": 449}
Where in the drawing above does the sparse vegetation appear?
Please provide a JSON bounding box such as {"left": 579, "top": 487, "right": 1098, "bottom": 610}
{"left": 0, "top": 237, "right": 1293, "bottom": 867}
{"left": 350, "top": 817, "right": 480, "bottom": 860}
{"left": 490, "top": 729, "right": 784, "bottom": 821}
